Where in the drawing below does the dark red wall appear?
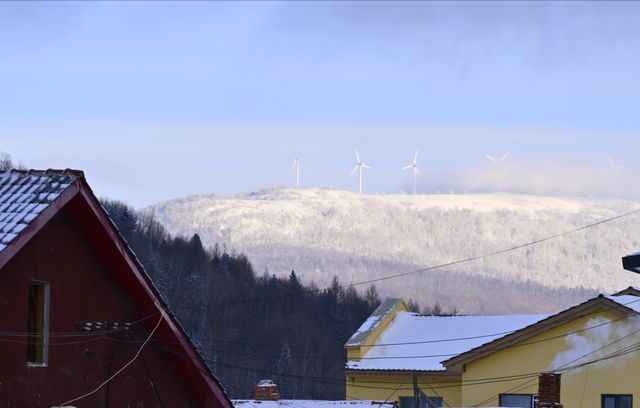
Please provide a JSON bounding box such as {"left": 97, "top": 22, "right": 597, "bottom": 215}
{"left": 0, "top": 208, "right": 199, "bottom": 407}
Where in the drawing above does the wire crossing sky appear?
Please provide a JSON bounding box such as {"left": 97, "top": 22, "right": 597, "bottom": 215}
{"left": 0, "top": 1, "right": 639, "bottom": 207}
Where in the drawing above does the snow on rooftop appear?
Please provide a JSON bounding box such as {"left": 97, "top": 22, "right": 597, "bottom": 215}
{"left": 0, "top": 170, "right": 79, "bottom": 252}
{"left": 345, "top": 299, "right": 402, "bottom": 347}
{"left": 605, "top": 294, "right": 640, "bottom": 313}
{"left": 233, "top": 401, "right": 395, "bottom": 408}
{"left": 346, "top": 311, "right": 547, "bottom": 371}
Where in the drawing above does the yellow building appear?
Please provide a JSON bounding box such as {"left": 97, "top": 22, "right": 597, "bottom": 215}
{"left": 345, "top": 289, "right": 640, "bottom": 408}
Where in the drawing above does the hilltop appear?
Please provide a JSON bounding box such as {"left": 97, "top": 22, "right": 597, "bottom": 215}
{"left": 149, "top": 188, "right": 640, "bottom": 313}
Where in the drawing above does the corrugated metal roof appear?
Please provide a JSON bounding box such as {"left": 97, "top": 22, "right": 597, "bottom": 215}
{"left": 0, "top": 170, "right": 80, "bottom": 252}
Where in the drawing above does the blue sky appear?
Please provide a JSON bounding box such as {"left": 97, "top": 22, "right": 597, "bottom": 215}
{"left": 0, "top": 1, "right": 638, "bottom": 207}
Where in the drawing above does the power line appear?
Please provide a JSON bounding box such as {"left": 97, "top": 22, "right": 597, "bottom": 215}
{"left": 0, "top": 311, "right": 161, "bottom": 338}
{"left": 472, "top": 313, "right": 640, "bottom": 406}
{"left": 56, "top": 309, "right": 166, "bottom": 406}
{"left": 170, "top": 205, "right": 640, "bottom": 311}
{"left": 127, "top": 329, "right": 640, "bottom": 407}
{"left": 143, "top": 339, "right": 546, "bottom": 392}
{"left": 121, "top": 297, "right": 640, "bottom": 360}
{"left": 9, "top": 295, "right": 634, "bottom": 393}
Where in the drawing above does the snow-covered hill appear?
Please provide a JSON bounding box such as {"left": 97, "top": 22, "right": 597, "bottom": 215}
{"left": 149, "top": 189, "right": 640, "bottom": 313}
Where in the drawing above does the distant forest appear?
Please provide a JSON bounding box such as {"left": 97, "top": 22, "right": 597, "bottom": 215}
{"left": 103, "top": 199, "right": 384, "bottom": 399}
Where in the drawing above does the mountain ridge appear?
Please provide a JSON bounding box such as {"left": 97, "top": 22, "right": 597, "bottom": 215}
{"left": 149, "top": 188, "right": 640, "bottom": 313}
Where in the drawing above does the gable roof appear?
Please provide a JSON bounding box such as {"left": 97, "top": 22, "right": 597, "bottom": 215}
{"left": 345, "top": 311, "right": 546, "bottom": 372}
{"left": 0, "top": 169, "right": 232, "bottom": 407}
{"left": 612, "top": 286, "right": 640, "bottom": 297}
{"left": 441, "top": 294, "right": 637, "bottom": 371}
{"left": 346, "top": 291, "right": 640, "bottom": 375}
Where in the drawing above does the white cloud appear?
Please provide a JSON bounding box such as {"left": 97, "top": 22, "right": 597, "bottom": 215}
{"left": 430, "top": 160, "right": 640, "bottom": 201}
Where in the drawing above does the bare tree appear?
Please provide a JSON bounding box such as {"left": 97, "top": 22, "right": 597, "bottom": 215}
{"left": 0, "top": 152, "right": 27, "bottom": 171}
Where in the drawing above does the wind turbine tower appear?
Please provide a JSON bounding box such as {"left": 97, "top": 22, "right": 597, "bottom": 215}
{"left": 351, "top": 149, "right": 371, "bottom": 194}
{"left": 485, "top": 152, "right": 509, "bottom": 192}
{"left": 402, "top": 150, "right": 421, "bottom": 194}
{"left": 292, "top": 153, "right": 301, "bottom": 188}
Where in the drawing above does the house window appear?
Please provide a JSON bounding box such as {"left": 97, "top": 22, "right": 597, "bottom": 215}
{"left": 499, "top": 394, "right": 538, "bottom": 408}
{"left": 27, "top": 281, "right": 49, "bottom": 366}
{"left": 602, "top": 395, "right": 632, "bottom": 408}
{"left": 399, "top": 396, "right": 443, "bottom": 408}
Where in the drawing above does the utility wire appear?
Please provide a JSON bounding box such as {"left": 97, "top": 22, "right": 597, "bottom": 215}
{"left": 473, "top": 314, "right": 640, "bottom": 406}
{"left": 169, "top": 205, "right": 640, "bottom": 311}
{"left": 108, "top": 298, "right": 640, "bottom": 358}
{"left": 144, "top": 339, "right": 544, "bottom": 391}
{"left": 57, "top": 309, "right": 166, "bottom": 406}
{"left": 0, "top": 312, "right": 160, "bottom": 338}
{"left": 136, "top": 313, "right": 640, "bottom": 402}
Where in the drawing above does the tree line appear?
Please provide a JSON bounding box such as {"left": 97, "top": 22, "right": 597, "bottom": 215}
{"left": 102, "top": 199, "right": 381, "bottom": 399}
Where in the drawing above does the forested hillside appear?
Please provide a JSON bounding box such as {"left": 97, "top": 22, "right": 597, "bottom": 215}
{"left": 150, "top": 188, "right": 634, "bottom": 313}
{"left": 102, "top": 199, "right": 381, "bottom": 399}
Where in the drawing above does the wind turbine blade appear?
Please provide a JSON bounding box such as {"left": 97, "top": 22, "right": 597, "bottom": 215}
{"left": 617, "top": 164, "right": 625, "bottom": 169}
{"left": 499, "top": 152, "right": 509, "bottom": 162}
{"left": 355, "top": 149, "right": 361, "bottom": 164}
{"left": 362, "top": 164, "right": 371, "bottom": 169}
{"left": 415, "top": 167, "right": 421, "bottom": 176}
{"left": 402, "top": 165, "right": 412, "bottom": 170}
{"left": 413, "top": 150, "right": 418, "bottom": 165}
{"left": 485, "top": 154, "right": 497, "bottom": 162}
{"left": 351, "top": 165, "right": 359, "bottom": 175}
{"left": 608, "top": 156, "right": 615, "bottom": 167}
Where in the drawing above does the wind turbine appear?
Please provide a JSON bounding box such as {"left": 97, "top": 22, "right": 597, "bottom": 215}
{"left": 608, "top": 156, "right": 624, "bottom": 170}
{"left": 485, "top": 152, "right": 509, "bottom": 164}
{"left": 292, "top": 152, "right": 300, "bottom": 188}
{"left": 351, "top": 149, "right": 371, "bottom": 194}
{"left": 402, "top": 150, "right": 421, "bottom": 194}
{"left": 485, "top": 152, "right": 509, "bottom": 192}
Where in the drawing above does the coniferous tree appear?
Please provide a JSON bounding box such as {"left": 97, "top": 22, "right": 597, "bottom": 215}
{"left": 101, "top": 199, "right": 382, "bottom": 399}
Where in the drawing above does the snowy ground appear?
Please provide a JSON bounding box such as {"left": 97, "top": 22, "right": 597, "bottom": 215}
{"left": 233, "top": 400, "right": 396, "bottom": 408}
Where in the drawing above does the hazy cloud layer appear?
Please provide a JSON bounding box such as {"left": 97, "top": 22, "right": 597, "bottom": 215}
{"left": 427, "top": 160, "right": 640, "bottom": 201}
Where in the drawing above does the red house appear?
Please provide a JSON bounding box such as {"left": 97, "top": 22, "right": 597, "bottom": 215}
{"left": 0, "top": 169, "right": 232, "bottom": 407}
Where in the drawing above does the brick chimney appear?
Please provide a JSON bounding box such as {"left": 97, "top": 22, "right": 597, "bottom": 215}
{"left": 538, "top": 372, "right": 562, "bottom": 408}
{"left": 254, "top": 379, "right": 280, "bottom": 401}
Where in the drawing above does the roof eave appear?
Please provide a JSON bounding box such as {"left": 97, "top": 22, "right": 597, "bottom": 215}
{"left": 441, "top": 295, "right": 634, "bottom": 369}
{"left": 344, "top": 368, "right": 460, "bottom": 378}
{"left": 0, "top": 180, "right": 81, "bottom": 270}
{"left": 75, "top": 181, "right": 233, "bottom": 407}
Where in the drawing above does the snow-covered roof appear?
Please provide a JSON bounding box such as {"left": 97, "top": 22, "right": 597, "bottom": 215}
{"left": 233, "top": 401, "right": 395, "bottom": 408}
{"left": 0, "top": 170, "right": 79, "bottom": 252}
{"left": 604, "top": 294, "right": 640, "bottom": 313}
{"left": 345, "top": 299, "right": 404, "bottom": 347}
{"left": 346, "top": 311, "right": 547, "bottom": 372}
